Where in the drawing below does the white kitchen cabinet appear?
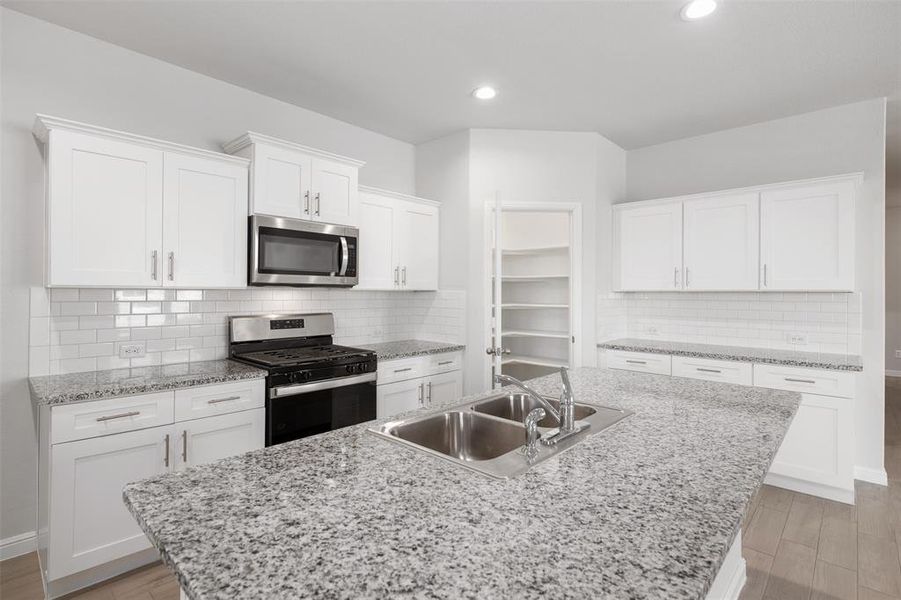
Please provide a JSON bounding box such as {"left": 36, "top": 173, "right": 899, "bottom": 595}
{"left": 174, "top": 408, "right": 265, "bottom": 469}
{"left": 376, "top": 352, "right": 463, "bottom": 418}
{"left": 34, "top": 115, "right": 250, "bottom": 289}
{"left": 613, "top": 202, "right": 683, "bottom": 291}
{"left": 682, "top": 193, "right": 759, "bottom": 290}
{"left": 162, "top": 153, "right": 248, "bottom": 288}
{"left": 766, "top": 393, "right": 854, "bottom": 502}
{"left": 48, "top": 425, "right": 170, "bottom": 579}
{"left": 358, "top": 186, "right": 440, "bottom": 291}
{"left": 42, "top": 127, "right": 164, "bottom": 287}
{"left": 760, "top": 178, "right": 856, "bottom": 291}
{"left": 223, "top": 132, "right": 364, "bottom": 226}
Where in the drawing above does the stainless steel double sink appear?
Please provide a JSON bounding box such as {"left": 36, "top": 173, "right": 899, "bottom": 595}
{"left": 368, "top": 391, "right": 633, "bottom": 479}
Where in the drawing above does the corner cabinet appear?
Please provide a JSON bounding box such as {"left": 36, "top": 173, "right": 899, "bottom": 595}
{"left": 223, "top": 132, "right": 364, "bottom": 227}
{"left": 34, "top": 115, "right": 249, "bottom": 289}
{"left": 358, "top": 186, "right": 440, "bottom": 291}
{"left": 38, "top": 379, "right": 265, "bottom": 597}
{"left": 613, "top": 173, "right": 859, "bottom": 292}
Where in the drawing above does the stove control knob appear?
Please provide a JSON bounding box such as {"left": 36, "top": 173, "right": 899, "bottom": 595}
{"left": 346, "top": 364, "right": 355, "bottom": 374}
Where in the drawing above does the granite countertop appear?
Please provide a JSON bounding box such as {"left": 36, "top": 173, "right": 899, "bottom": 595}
{"left": 598, "top": 338, "right": 863, "bottom": 372}
{"left": 361, "top": 339, "right": 465, "bottom": 361}
{"left": 29, "top": 360, "right": 267, "bottom": 406}
{"left": 123, "top": 367, "right": 800, "bottom": 600}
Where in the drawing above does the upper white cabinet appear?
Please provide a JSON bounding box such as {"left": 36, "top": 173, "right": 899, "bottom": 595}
{"left": 683, "top": 192, "right": 759, "bottom": 290}
{"left": 613, "top": 202, "right": 683, "bottom": 291}
{"left": 223, "top": 132, "right": 363, "bottom": 226}
{"left": 358, "top": 186, "right": 439, "bottom": 291}
{"left": 760, "top": 179, "right": 856, "bottom": 291}
{"left": 613, "top": 174, "right": 859, "bottom": 293}
{"left": 34, "top": 115, "right": 250, "bottom": 289}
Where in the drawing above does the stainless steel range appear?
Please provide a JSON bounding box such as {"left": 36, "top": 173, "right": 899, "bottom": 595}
{"left": 228, "top": 313, "right": 377, "bottom": 446}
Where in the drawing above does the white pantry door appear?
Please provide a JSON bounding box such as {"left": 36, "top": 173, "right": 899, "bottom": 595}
{"left": 760, "top": 179, "right": 855, "bottom": 291}
{"left": 614, "top": 202, "right": 683, "bottom": 291}
{"left": 683, "top": 193, "right": 759, "bottom": 290}
{"left": 48, "top": 129, "right": 163, "bottom": 287}
{"left": 162, "top": 153, "right": 248, "bottom": 288}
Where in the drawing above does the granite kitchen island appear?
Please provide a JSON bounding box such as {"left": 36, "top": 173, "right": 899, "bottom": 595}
{"left": 123, "top": 367, "right": 800, "bottom": 600}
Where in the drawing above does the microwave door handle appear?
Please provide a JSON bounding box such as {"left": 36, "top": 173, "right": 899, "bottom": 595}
{"left": 339, "top": 237, "right": 349, "bottom": 277}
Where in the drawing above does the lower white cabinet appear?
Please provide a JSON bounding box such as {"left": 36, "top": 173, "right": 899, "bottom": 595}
{"left": 376, "top": 352, "right": 463, "bottom": 419}
{"left": 39, "top": 379, "right": 265, "bottom": 595}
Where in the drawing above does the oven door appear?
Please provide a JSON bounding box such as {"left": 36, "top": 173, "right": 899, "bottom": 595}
{"left": 267, "top": 373, "right": 376, "bottom": 446}
{"left": 249, "top": 214, "right": 358, "bottom": 286}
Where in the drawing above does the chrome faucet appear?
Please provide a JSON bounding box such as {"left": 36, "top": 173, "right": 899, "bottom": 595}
{"left": 523, "top": 408, "right": 545, "bottom": 462}
{"left": 494, "top": 367, "right": 587, "bottom": 446}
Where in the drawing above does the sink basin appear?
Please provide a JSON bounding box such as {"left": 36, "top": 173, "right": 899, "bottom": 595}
{"left": 472, "top": 393, "right": 596, "bottom": 428}
{"left": 384, "top": 411, "right": 524, "bottom": 461}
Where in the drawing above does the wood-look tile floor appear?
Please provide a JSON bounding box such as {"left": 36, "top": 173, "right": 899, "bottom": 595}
{"left": 4, "top": 377, "right": 901, "bottom": 600}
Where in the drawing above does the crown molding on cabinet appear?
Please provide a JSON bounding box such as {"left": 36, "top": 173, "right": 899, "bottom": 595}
{"left": 32, "top": 115, "right": 250, "bottom": 167}
{"left": 223, "top": 131, "right": 366, "bottom": 168}
{"left": 359, "top": 185, "right": 440, "bottom": 207}
{"left": 614, "top": 172, "right": 864, "bottom": 210}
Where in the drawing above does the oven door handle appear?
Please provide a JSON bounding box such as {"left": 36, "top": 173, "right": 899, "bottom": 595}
{"left": 271, "top": 372, "right": 376, "bottom": 398}
{"left": 339, "top": 236, "right": 349, "bottom": 277}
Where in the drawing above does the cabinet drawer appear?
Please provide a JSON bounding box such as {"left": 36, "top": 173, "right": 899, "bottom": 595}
{"left": 51, "top": 392, "right": 174, "bottom": 444}
{"left": 753, "top": 364, "right": 854, "bottom": 398}
{"left": 174, "top": 379, "right": 265, "bottom": 422}
{"left": 672, "top": 356, "right": 752, "bottom": 386}
{"left": 428, "top": 352, "right": 462, "bottom": 375}
{"left": 377, "top": 356, "right": 426, "bottom": 384}
{"left": 607, "top": 350, "right": 672, "bottom": 375}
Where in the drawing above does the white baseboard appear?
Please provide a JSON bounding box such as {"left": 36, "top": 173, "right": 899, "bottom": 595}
{"left": 886, "top": 370, "right": 901, "bottom": 378}
{"left": 0, "top": 530, "right": 37, "bottom": 561}
{"left": 765, "top": 472, "right": 855, "bottom": 504}
{"left": 855, "top": 466, "right": 889, "bottom": 486}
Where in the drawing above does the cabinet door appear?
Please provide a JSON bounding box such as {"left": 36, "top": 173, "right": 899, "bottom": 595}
{"left": 357, "top": 193, "right": 399, "bottom": 290}
{"left": 250, "top": 143, "right": 312, "bottom": 219}
{"left": 426, "top": 371, "right": 462, "bottom": 406}
{"left": 377, "top": 378, "right": 425, "bottom": 419}
{"left": 769, "top": 393, "right": 853, "bottom": 492}
{"left": 311, "top": 157, "right": 358, "bottom": 226}
{"left": 683, "top": 193, "right": 759, "bottom": 290}
{"left": 175, "top": 408, "right": 264, "bottom": 469}
{"left": 48, "top": 426, "right": 171, "bottom": 579}
{"left": 760, "top": 180, "right": 855, "bottom": 291}
{"left": 47, "top": 129, "right": 163, "bottom": 287}
{"left": 614, "top": 202, "right": 683, "bottom": 291}
{"left": 163, "top": 153, "right": 248, "bottom": 288}
{"left": 397, "top": 201, "right": 439, "bottom": 290}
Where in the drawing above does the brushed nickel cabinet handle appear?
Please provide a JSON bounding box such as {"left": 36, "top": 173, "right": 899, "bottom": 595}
{"left": 763, "top": 264, "right": 767, "bottom": 287}
{"left": 674, "top": 267, "right": 679, "bottom": 288}
{"left": 394, "top": 266, "right": 399, "bottom": 286}
{"left": 168, "top": 252, "right": 175, "bottom": 281}
{"left": 438, "top": 360, "right": 453, "bottom": 366}
{"left": 304, "top": 190, "right": 310, "bottom": 214}
{"left": 164, "top": 433, "right": 170, "bottom": 467}
{"left": 625, "top": 360, "right": 647, "bottom": 365}
{"left": 394, "top": 367, "right": 412, "bottom": 373}
{"left": 685, "top": 268, "right": 690, "bottom": 287}
{"left": 785, "top": 377, "right": 816, "bottom": 384}
{"left": 418, "top": 383, "right": 423, "bottom": 406}
{"left": 427, "top": 381, "right": 432, "bottom": 403}
{"left": 315, "top": 192, "right": 321, "bottom": 216}
{"left": 697, "top": 368, "right": 721, "bottom": 373}
{"left": 207, "top": 395, "right": 241, "bottom": 405}
{"left": 151, "top": 251, "right": 158, "bottom": 280}
{"left": 402, "top": 266, "right": 407, "bottom": 286}
{"left": 96, "top": 411, "right": 140, "bottom": 422}
{"left": 181, "top": 430, "right": 188, "bottom": 462}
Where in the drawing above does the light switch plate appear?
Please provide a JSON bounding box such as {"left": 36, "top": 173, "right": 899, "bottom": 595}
{"left": 119, "top": 343, "right": 146, "bottom": 359}
{"left": 786, "top": 333, "right": 808, "bottom": 345}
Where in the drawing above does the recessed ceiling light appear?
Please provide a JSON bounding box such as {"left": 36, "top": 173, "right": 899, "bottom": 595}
{"left": 681, "top": 0, "right": 717, "bottom": 20}
{"left": 472, "top": 86, "right": 497, "bottom": 100}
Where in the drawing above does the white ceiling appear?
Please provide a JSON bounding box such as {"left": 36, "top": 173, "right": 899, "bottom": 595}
{"left": 5, "top": 0, "right": 901, "bottom": 159}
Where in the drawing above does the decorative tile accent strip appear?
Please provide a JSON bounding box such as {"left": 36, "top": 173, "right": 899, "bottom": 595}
{"left": 29, "top": 288, "right": 466, "bottom": 376}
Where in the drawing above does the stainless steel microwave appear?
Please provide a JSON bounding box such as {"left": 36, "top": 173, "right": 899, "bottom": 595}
{"left": 249, "top": 215, "right": 358, "bottom": 287}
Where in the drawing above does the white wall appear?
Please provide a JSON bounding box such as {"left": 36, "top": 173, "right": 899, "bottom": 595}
{"left": 0, "top": 8, "right": 417, "bottom": 546}
{"left": 625, "top": 98, "right": 888, "bottom": 481}
{"left": 888, "top": 200, "right": 901, "bottom": 375}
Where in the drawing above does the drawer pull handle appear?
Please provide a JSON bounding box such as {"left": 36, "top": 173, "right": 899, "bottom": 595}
{"left": 96, "top": 411, "right": 140, "bottom": 422}
{"left": 438, "top": 360, "right": 454, "bottom": 366}
{"left": 164, "top": 433, "right": 170, "bottom": 467}
{"left": 697, "top": 368, "right": 722, "bottom": 374}
{"left": 394, "top": 367, "right": 412, "bottom": 373}
{"left": 182, "top": 430, "right": 188, "bottom": 462}
{"left": 785, "top": 377, "right": 816, "bottom": 384}
{"left": 625, "top": 360, "right": 647, "bottom": 365}
{"left": 207, "top": 395, "right": 241, "bottom": 405}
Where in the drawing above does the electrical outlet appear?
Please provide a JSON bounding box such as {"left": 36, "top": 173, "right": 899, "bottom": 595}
{"left": 646, "top": 326, "right": 660, "bottom": 336}
{"left": 119, "top": 343, "right": 145, "bottom": 359}
{"left": 786, "top": 333, "right": 808, "bottom": 345}
{"left": 895, "top": 350, "right": 901, "bottom": 359}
